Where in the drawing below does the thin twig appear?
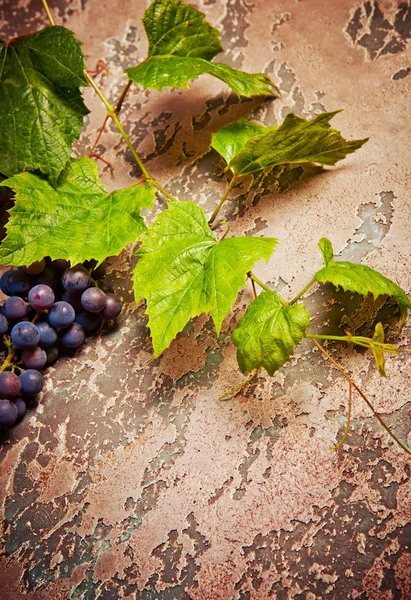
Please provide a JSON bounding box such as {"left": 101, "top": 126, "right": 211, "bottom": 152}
{"left": 311, "top": 338, "right": 410, "bottom": 455}
{"left": 219, "top": 369, "right": 260, "bottom": 400}
{"left": 208, "top": 176, "right": 236, "bottom": 225}
{"left": 332, "top": 381, "right": 352, "bottom": 450}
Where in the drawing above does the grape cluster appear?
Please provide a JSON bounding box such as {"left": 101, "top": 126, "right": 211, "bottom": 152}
{"left": 0, "top": 259, "right": 122, "bottom": 431}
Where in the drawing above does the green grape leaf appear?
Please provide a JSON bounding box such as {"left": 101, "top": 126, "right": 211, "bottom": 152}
{"left": 315, "top": 239, "right": 411, "bottom": 321}
{"left": 133, "top": 200, "right": 277, "bottom": 357}
{"left": 126, "top": 0, "right": 278, "bottom": 97}
{"left": 212, "top": 111, "right": 368, "bottom": 177}
{"left": 0, "top": 157, "right": 155, "bottom": 266}
{"left": 211, "top": 119, "right": 268, "bottom": 165}
{"left": 232, "top": 291, "right": 311, "bottom": 375}
{"left": 0, "top": 26, "right": 89, "bottom": 185}
{"left": 318, "top": 236, "right": 334, "bottom": 266}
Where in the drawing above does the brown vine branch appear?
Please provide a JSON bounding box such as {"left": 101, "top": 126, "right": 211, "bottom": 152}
{"left": 311, "top": 338, "right": 411, "bottom": 455}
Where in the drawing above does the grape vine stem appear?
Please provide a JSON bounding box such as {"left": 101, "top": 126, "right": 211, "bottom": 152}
{"left": 41, "top": 0, "right": 180, "bottom": 203}
{"left": 311, "top": 338, "right": 410, "bottom": 455}
{"left": 208, "top": 176, "right": 237, "bottom": 225}
{"left": 247, "top": 273, "right": 288, "bottom": 306}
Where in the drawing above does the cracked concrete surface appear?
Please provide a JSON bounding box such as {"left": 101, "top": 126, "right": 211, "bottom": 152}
{"left": 0, "top": 0, "right": 410, "bottom": 598}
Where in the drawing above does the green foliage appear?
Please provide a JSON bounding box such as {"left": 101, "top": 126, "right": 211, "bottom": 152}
{"left": 0, "top": 157, "right": 155, "bottom": 266}
{"left": 315, "top": 238, "right": 411, "bottom": 321}
{"left": 211, "top": 119, "right": 267, "bottom": 165}
{"left": 318, "top": 237, "right": 334, "bottom": 266}
{"left": 133, "top": 201, "right": 277, "bottom": 357}
{"left": 232, "top": 291, "right": 311, "bottom": 375}
{"left": 212, "top": 111, "right": 369, "bottom": 177}
{"left": 126, "top": 0, "right": 277, "bottom": 96}
{"left": 0, "top": 26, "right": 89, "bottom": 185}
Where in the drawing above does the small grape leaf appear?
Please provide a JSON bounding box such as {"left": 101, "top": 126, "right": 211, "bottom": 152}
{"left": 315, "top": 238, "right": 411, "bottom": 321}
{"left": 133, "top": 200, "right": 277, "bottom": 357}
{"left": 212, "top": 111, "right": 368, "bottom": 178}
{"left": 126, "top": 0, "right": 278, "bottom": 97}
{"left": 318, "top": 236, "right": 334, "bottom": 266}
{"left": 0, "top": 26, "right": 89, "bottom": 185}
{"left": 232, "top": 291, "right": 310, "bottom": 375}
{"left": 0, "top": 157, "right": 155, "bottom": 266}
{"left": 211, "top": 118, "right": 268, "bottom": 165}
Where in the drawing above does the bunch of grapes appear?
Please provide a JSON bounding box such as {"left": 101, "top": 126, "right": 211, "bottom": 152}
{"left": 0, "top": 259, "right": 122, "bottom": 431}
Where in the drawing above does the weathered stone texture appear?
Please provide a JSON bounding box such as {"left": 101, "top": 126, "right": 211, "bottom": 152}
{"left": 0, "top": 0, "right": 410, "bottom": 598}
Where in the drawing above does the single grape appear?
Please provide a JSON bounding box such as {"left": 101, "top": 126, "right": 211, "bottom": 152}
{"left": 61, "top": 290, "right": 83, "bottom": 312}
{"left": 28, "top": 284, "right": 55, "bottom": 311}
{"left": 100, "top": 294, "right": 122, "bottom": 320}
{"left": 81, "top": 287, "right": 107, "bottom": 313}
{"left": 34, "top": 268, "right": 58, "bottom": 291}
{"left": 19, "top": 370, "right": 44, "bottom": 396}
{"left": 11, "top": 322, "right": 40, "bottom": 349}
{"left": 0, "top": 269, "right": 13, "bottom": 295}
{"left": 36, "top": 321, "right": 58, "bottom": 348}
{"left": 62, "top": 265, "right": 91, "bottom": 293}
{"left": 60, "top": 323, "right": 85, "bottom": 348}
{"left": 75, "top": 311, "right": 102, "bottom": 333}
{"left": 48, "top": 301, "right": 75, "bottom": 329}
{"left": 45, "top": 346, "right": 59, "bottom": 364}
{"left": 22, "top": 347, "right": 47, "bottom": 370}
{"left": 3, "top": 296, "right": 28, "bottom": 320}
{"left": 0, "top": 399, "right": 19, "bottom": 428}
{"left": 12, "top": 397, "right": 27, "bottom": 420}
{"left": 6, "top": 268, "right": 33, "bottom": 297}
{"left": 0, "top": 371, "right": 21, "bottom": 399}
{"left": 22, "top": 259, "right": 46, "bottom": 275}
{"left": 0, "top": 314, "right": 9, "bottom": 335}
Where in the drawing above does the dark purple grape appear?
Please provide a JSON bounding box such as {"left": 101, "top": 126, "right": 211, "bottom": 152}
{"left": 0, "top": 399, "right": 18, "bottom": 428}
{"left": 81, "top": 288, "right": 107, "bottom": 313}
{"left": 19, "top": 370, "right": 44, "bottom": 396}
{"left": 61, "top": 290, "right": 83, "bottom": 312}
{"left": 48, "top": 302, "right": 75, "bottom": 329}
{"left": 34, "top": 267, "right": 58, "bottom": 291}
{"left": 36, "top": 321, "right": 58, "bottom": 348}
{"left": 5, "top": 268, "right": 33, "bottom": 297}
{"left": 0, "top": 314, "right": 9, "bottom": 335}
{"left": 45, "top": 346, "right": 59, "bottom": 364}
{"left": 62, "top": 265, "right": 91, "bottom": 293}
{"left": 75, "top": 311, "right": 102, "bottom": 333}
{"left": 22, "top": 347, "right": 47, "bottom": 370}
{"left": 12, "top": 397, "right": 27, "bottom": 420}
{"left": 28, "top": 284, "right": 55, "bottom": 311}
{"left": 100, "top": 294, "right": 122, "bottom": 320}
{"left": 0, "top": 269, "right": 13, "bottom": 295}
{"left": 60, "top": 323, "right": 85, "bottom": 348}
{"left": 10, "top": 322, "right": 40, "bottom": 349}
{"left": 0, "top": 371, "right": 21, "bottom": 399}
{"left": 3, "top": 296, "right": 28, "bottom": 320}
{"left": 22, "top": 259, "right": 46, "bottom": 275}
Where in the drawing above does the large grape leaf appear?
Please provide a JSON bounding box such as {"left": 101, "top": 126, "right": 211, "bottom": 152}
{"left": 212, "top": 112, "right": 368, "bottom": 177}
{"left": 0, "top": 26, "right": 89, "bottom": 185}
{"left": 133, "top": 201, "right": 278, "bottom": 357}
{"left": 126, "top": 0, "right": 277, "bottom": 97}
{"left": 315, "top": 238, "right": 411, "bottom": 321}
{"left": 232, "top": 291, "right": 310, "bottom": 375}
{"left": 0, "top": 157, "right": 155, "bottom": 266}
